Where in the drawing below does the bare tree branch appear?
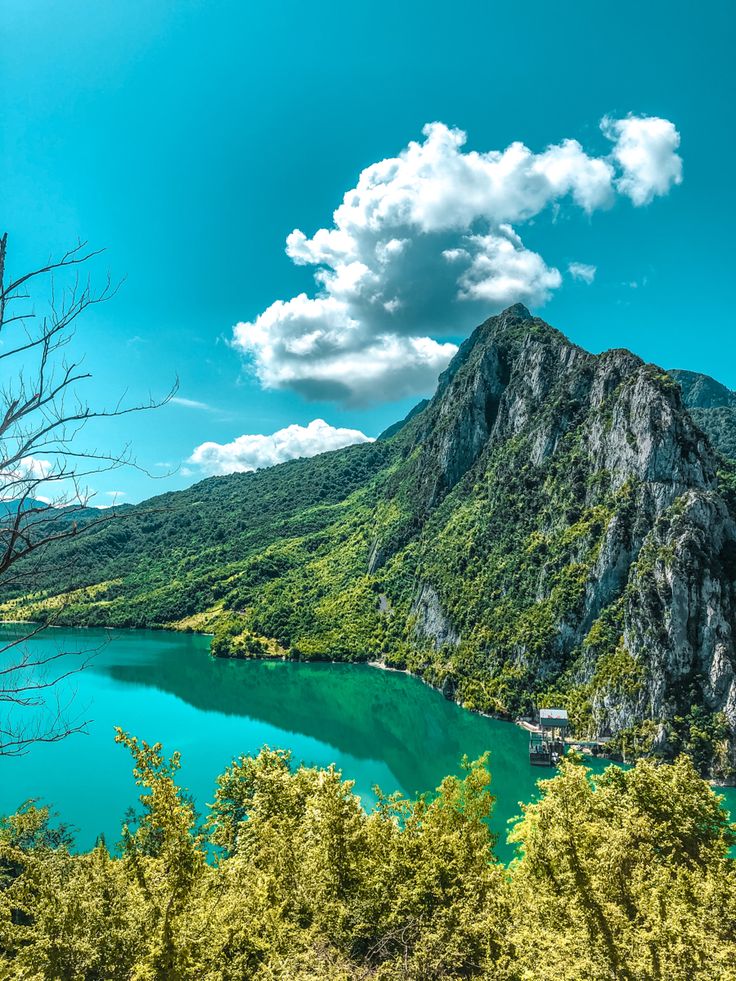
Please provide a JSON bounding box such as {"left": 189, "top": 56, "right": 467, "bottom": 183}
{"left": 0, "top": 232, "right": 175, "bottom": 754}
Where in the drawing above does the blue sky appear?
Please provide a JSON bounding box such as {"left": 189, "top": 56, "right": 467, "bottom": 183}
{"left": 2, "top": 0, "right": 734, "bottom": 502}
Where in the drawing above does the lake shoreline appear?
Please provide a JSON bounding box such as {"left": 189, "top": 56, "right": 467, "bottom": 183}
{"left": 4, "top": 618, "right": 735, "bottom": 789}
{"left": 0, "top": 622, "right": 545, "bottom": 862}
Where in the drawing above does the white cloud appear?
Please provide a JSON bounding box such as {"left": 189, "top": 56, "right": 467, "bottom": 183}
{"left": 0, "top": 456, "right": 92, "bottom": 507}
{"left": 233, "top": 116, "right": 683, "bottom": 405}
{"left": 189, "top": 419, "right": 373, "bottom": 476}
{"left": 568, "top": 261, "right": 597, "bottom": 284}
{"left": 233, "top": 294, "right": 456, "bottom": 404}
{"left": 19, "top": 456, "right": 52, "bottom": 480}
{"left": 455, "top": 227, "right": 562, "bottom": 304}
{"left": 0, "top": 456, "right": 52, "bottom": 499}
{"left": 602, "top": 115, "right": 683, "bottom": 206}
{"left": 171, "top": 396, "right": 213, "bottom": 411}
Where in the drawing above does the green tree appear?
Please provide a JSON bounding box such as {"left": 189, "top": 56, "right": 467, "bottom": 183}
{"left": 507, "top": 754, "right": 736, "bottom": 980}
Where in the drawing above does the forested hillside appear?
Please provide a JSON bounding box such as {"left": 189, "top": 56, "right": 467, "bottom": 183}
{"left": 4, "top": 306, "right": 736, "bottom": 776}
{"left": 670, "top": 368, "right": 736, "bottom": 462}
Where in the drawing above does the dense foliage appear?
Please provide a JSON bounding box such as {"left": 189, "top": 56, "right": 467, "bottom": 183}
{"left": 1, "top": 737, "right": 734, "bottom": 980}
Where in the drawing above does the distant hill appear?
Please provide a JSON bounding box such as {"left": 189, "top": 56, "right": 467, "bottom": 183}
{"left": 670, "top": 369, "right": 736, "bottom": 461}
{"left": 0, "top": 498, "right": 49, "bottom": 516}
{"left": 377, "top": 399, "right": 429, "bottom": 440}
{"left": 669, "top": 369, "right": 736, "bottom": 409}
{"left": 3, "top": 306, "right": 736, "bottom": 777}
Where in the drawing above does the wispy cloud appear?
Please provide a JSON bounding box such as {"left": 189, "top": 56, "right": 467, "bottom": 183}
{"left": 171, "top": 396, "right": 214, "bottom": 411}
{"left": 568, "top": 262, "right": 597, "bottom": 284}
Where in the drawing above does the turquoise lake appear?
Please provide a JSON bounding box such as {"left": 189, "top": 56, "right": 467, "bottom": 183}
{"left": 1, "top": 624, "right": 734, "bottom": 861}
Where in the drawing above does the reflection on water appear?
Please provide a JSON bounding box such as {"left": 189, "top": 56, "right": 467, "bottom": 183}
{"left": 2, "top": 625, "right": 734, "bottom": 860}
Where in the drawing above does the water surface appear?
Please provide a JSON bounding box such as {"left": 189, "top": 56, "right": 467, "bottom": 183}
{"left": 1, "top": 625, "right": 733, "bottom": 860}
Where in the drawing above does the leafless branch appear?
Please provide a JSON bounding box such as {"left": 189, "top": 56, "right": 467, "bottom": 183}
{"left": 0, "top": 232, "right": 174, "bottom": 754}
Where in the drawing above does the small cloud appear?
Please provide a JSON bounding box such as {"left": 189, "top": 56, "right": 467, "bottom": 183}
{"left": 171, "top": 396, "right": 214, "bottom": 411}
{"left": 20, "top": 456, "right": 52, "bottom": 479}
{"left": 95, "top": 490, "right": 127, "bottom": 508}
{"left": 0, "top": 456, "right": 53, "bottom": 500}
{"left": 602, "top": 115, "right": 683, "bottom": 206}
{"left": 568, "top": 262, "right": 597, "bottom": 284}
{"left": 189, "top": 419, "right": 373, "bottom": 476}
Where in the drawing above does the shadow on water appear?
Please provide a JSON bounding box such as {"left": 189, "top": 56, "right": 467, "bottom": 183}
{"left": 3, "top": 625, "right": 733, "bottom": 860}
{"left": 100, "top": 645, "right": 529, "bottom": 794}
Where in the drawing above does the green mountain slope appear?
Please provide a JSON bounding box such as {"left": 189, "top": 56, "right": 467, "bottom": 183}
{"left": 669, "top": 368, "right": 736, "bottom": 410}
{"left": 670, "top": 368, "right": 736, "bottom": 461}
{"left": 4, "top": 305, "right": 736, "bottom": 776}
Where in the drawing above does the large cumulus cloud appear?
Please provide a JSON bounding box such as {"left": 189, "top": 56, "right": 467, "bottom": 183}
{"left": 233, "top": 116, "right": 682, "bottom": 406}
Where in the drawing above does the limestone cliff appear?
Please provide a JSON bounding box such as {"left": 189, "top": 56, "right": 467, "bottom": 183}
{"left": 371, "top": 305, "right": 736, "bottom": 776}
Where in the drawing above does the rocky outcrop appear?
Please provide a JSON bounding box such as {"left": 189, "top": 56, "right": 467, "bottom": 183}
{"left": 408, "top": 306, "right": 714, "bottom": 513}
{"left": 625, "top": 493, "right": 736, "bottom": 723}
{"left": 393, "top": 305, "right": 736, "bottom": 774}
{"left": 411, "top": 584, "right": 460, "bottom": 649}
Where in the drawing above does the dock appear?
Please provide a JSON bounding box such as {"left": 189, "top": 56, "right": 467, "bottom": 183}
{"left": 527, "top": 707, "right": 569, "bottom": 767}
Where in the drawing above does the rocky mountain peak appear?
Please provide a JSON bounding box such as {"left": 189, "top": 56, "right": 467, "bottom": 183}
{"left": 499, "top": 301, "right": 533, "bottom": 321}
{"left": 416, "top": 309, "right": 715, "bottom": 510}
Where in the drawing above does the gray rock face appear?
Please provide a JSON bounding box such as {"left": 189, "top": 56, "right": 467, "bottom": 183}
{"left": 402, "top": 305, "right": 736, "bottom": 773}
{"left": 622, "top": 492, "right": 736, "bottom": 734}
{"left": 417, "top": 309, "right": 715, "bottom": 511}
{"left": 411, "top": 584, "right": 460, "bottom": 649}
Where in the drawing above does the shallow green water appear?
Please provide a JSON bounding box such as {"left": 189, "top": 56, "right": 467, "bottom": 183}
{"left": 1, "top": 625, "right": 734, "bottom": 860}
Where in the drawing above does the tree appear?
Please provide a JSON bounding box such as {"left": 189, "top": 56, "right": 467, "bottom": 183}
{"left": 0, "top": 233, "right": 174, "bottom": 755}
{"left": 2, "top": 743, "right": 735, "bottom": 978}
{"left": 507, "top": 754, "right": 736, "bottom": 980}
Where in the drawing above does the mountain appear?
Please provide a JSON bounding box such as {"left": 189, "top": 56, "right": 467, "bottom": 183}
{"left": 669, "top": 369, "right": 736, "bottom": 410}
{"left": 3, "top": 305, "right": 736, "bottom": 777}
{"left": 669, "top": 369, "right": 736, "bottom": 462}
{"left": 0, "top": 498, "right": 50, "bottom": 516}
